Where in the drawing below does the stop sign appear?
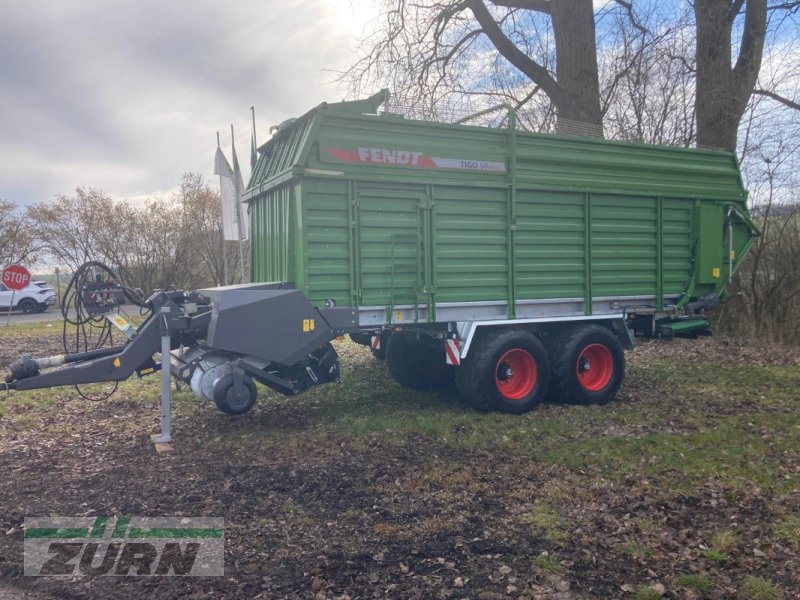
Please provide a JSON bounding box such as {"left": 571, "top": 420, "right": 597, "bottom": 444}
{"left": 2, "top": 263, "right": 31, "bottom": 291}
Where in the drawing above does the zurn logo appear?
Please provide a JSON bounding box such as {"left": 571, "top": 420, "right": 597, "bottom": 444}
{"left": 24, "top": 516, "right": 224, "bottom": 576}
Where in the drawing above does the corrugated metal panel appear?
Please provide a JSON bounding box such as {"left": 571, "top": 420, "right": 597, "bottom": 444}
{"left": 434, "top": 186, "right": 509, "bottom": 302}
{"left": 662, "top": 198, "right": 694, "bottom": 295}
{"left": 514, "top": 136, "right": 744, "bottom": 200}
{"left": 249, "top": 184, "right": 292, "bottom": 283}
{"left": 515, "top": 191, "right": 586, "bottom": 299}
{"left": 305, "top": 112, "right": 745, "bottom": 201}
{"left": 249, "top": 118, "right": 313, "bottom": 186}
{"left": 304, "top": 179, "right": 351, "bottom": 307}
{"left": 245, "top": 95, "right": 754, "bottom": 320}
{"left": 357, "top": 186, "right": 424, "bottom": 307}
{"left": 591, "top": 195, "right": 658, "bottom": 297}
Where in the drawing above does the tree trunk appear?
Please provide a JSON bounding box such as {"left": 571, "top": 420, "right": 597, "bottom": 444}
{"left": 471, "top": 0, "right": 603, "bottom": 134}
{"left": 550, "top": 0, "right": 602, "bottom": 130}
{"left": 695, "top": 0, "right": 766, "bottom": 151}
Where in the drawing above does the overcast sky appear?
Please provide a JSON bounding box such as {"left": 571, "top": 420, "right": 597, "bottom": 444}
{"left": 0, "top": 0, "right": 374, "bottom": 206}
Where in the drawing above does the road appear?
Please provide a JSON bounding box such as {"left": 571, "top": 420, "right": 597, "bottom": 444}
{"left": 2, "top": 305, "right": 140, "bottom": 324}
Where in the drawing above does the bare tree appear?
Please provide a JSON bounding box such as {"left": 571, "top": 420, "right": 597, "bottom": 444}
{"left": 719, "top": 155, "right": 800, "bottom": 343}
{"left": 599, "top": 1, "right": 697, "bottom": 146}
{"left": 346, "top": 0, "right": 602, "bottom": 133}
{"left": 174, "top": 172, "right": 240, "bottom": 286}
{"left": 95, "top": 197, "right": 201, "bottom": 295}
{"left": 0, "top": 200, "right": 39, "bottom": 267}
{"left": 27, "top": 189, "right": 114, "bottom": 271}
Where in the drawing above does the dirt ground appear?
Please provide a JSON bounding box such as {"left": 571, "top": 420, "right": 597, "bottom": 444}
{"left": 0, "top": 328, "right": 798, "bottom": 599}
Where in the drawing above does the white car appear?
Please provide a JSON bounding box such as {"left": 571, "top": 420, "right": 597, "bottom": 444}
{"left": 0, "top": 280, "right": 57, "bottom": 313}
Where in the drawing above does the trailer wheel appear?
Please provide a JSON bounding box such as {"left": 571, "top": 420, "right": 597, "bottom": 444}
{"left": 455, "top": 330, "right": 550, "bottom": 414}
{"left": 548, "top": 325, "right": 624, "bottom": 405}
{"left": 213, "top": 374, "right": 257, "bottom": 415}
{"left": 386, "top": 333, "right": 453, "bottom": 390}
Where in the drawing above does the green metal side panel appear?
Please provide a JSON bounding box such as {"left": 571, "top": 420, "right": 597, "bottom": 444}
{"left": 302, "top": 179, "right": 350, "bottom": 307}
{"left": 591, "top": 195, "right": 658, "bottom": 297}
{"left": 356, "top": 185, "right": 425, "bottom": 307}
{"left": 515, "top": 190, "right": 586, "bottom": 300}
{"left": 249, "top": 118, "right": 313, "bottom": 185}
{"left": 245, "top": 94, "right": 756, "bottom": 320}
{"left": 249, "top": 183, "right": 293, "bottom": 284}
{"left": 662, "top": 199, "right": 694, "bottom": 295}
{"left": 513, "top": 136, "right": 745, "bottom": 199}
{"left": 696, "top": 204, "right": 724, "bottom": 285}
{"left": 434, "top": 186, "right": 509, "bottom": 302}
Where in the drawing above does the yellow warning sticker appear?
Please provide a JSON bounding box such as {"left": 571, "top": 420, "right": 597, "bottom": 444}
{"left": 302, "top": 319, "right": 315, "bottom": 332}
{"left": 113, "top": 357, "right": 121, "bottom": 367}
{"left": 395, "top": 310, "right": 403, "bottom": 322}
{"left": 712, "top": 267, "right": 721, "bottom": 279}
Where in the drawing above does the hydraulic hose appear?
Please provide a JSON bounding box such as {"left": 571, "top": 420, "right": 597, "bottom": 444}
{"left": 59, "top": 261, "right": 149, "bottom": 399}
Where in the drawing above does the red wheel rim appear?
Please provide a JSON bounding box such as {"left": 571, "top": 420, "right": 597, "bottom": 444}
{"left": 495, "top": 349, "right": 538, "bottom": 400}
{"left": 576, "top": 343, "right": 613, "bottom": 392}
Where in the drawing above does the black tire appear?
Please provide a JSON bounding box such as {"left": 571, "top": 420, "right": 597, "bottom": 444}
{"left": 386, "top": 333, "right": 454, "bottom": 390}
{"left": 36, "top": 304, "right": 48, "bottom": 313}
{"left": 213, "top": 374, "right": 257, "bottom": 415}
{"left": 18, "top": 298, "right": 37, "bottom": 313}
{"left": 547, "top": 324, "right": 624, "bottom": 405}
{"left": 455, "top": 329, "right": 550, "bottom": 414}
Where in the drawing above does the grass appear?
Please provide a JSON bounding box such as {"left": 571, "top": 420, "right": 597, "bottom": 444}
{"left": 3, "top": 331, "right": 800, "bottom": 500}
{"left": 1, "top": 311, "right": 146, "bottom": 340}
{"left": 1, "top": 319, "right": 64, "bottom": 339}
{"left": 703, "top": 530, "right": 736, "bottom": 563}
{"left": 1, "top": 324, "right": 799, "bottom": 597}
{"left": 534, "top": 552, "right": 564, "bottom": 574}
{"left": 772, "top": 516, "right": 800, "bottom": 546}
{"left": 636, "top": 517, "right": 658, "bottom": 533}
{"left": 710, "top": 530, "right": 738, "bottom": 553}
{"left": 675, "top": 574, "right": 713, "bottom": 593}
{"left": 529, "top": 502, "right": 569, "bottom": 544}
{"left": 739, "top": 576, "right": 784, "bottom": 600}
{"left": 634, "top": 587, "right": 662, "bottom": 600}
{"left": 624, "top": 541, "right": 656, "bottom": 559}
{"left": 704, "top": 548, "right": 731, "bottom": 564}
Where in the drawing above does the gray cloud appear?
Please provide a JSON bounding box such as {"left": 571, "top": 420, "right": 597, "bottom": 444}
{"left": 0, "top": 0, "right": 366, "bottom": 205}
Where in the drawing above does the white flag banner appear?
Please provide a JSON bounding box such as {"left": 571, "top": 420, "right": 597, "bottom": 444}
{"left": 214, "top": 146, "right": 239, "bottom": 241}
{"left": 231, "top": 141, "right": 249, "bottom": 240}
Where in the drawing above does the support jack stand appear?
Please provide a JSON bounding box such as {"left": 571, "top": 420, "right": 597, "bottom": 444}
{"left": 151, "top": 307, "right": 174, "bottom": 455}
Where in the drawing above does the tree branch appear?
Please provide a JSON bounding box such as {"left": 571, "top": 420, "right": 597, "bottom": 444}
{"left": 729, "top": 0, "right": 747, "bottom": 21}
{"left": 732, "top": 0, "right": 767, "bottom": 103}
{"left": 767, "top": 1, "right": 800, "bottom": 11}
{"left": 611, "top": 0, "right": 649, "bottom": 34}
{"left": 490, "top": 0, "right": 551, "bottom": 14}
{"left": 752, "top": 88, "right": 800, "bottom": 110}
{"left": 467, "top": 0, "right": 565, "bottom": 106}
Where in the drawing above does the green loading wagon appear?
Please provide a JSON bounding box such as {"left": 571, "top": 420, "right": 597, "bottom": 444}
{"left": 244, "top": 90, "right": 759, "bottom": 413}
{"left": 0, "top": 91, "right": 761, "bottom": 423}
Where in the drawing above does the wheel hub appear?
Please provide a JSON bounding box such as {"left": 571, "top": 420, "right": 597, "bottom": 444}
{"left": 494, "top": 349, "right": 537, "bottom": 401}
{"left": 498, "top": 363, "right": 514, "bottom": 380}
{"left": 576, "top": 343, "right": 613, "bottom": 392}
